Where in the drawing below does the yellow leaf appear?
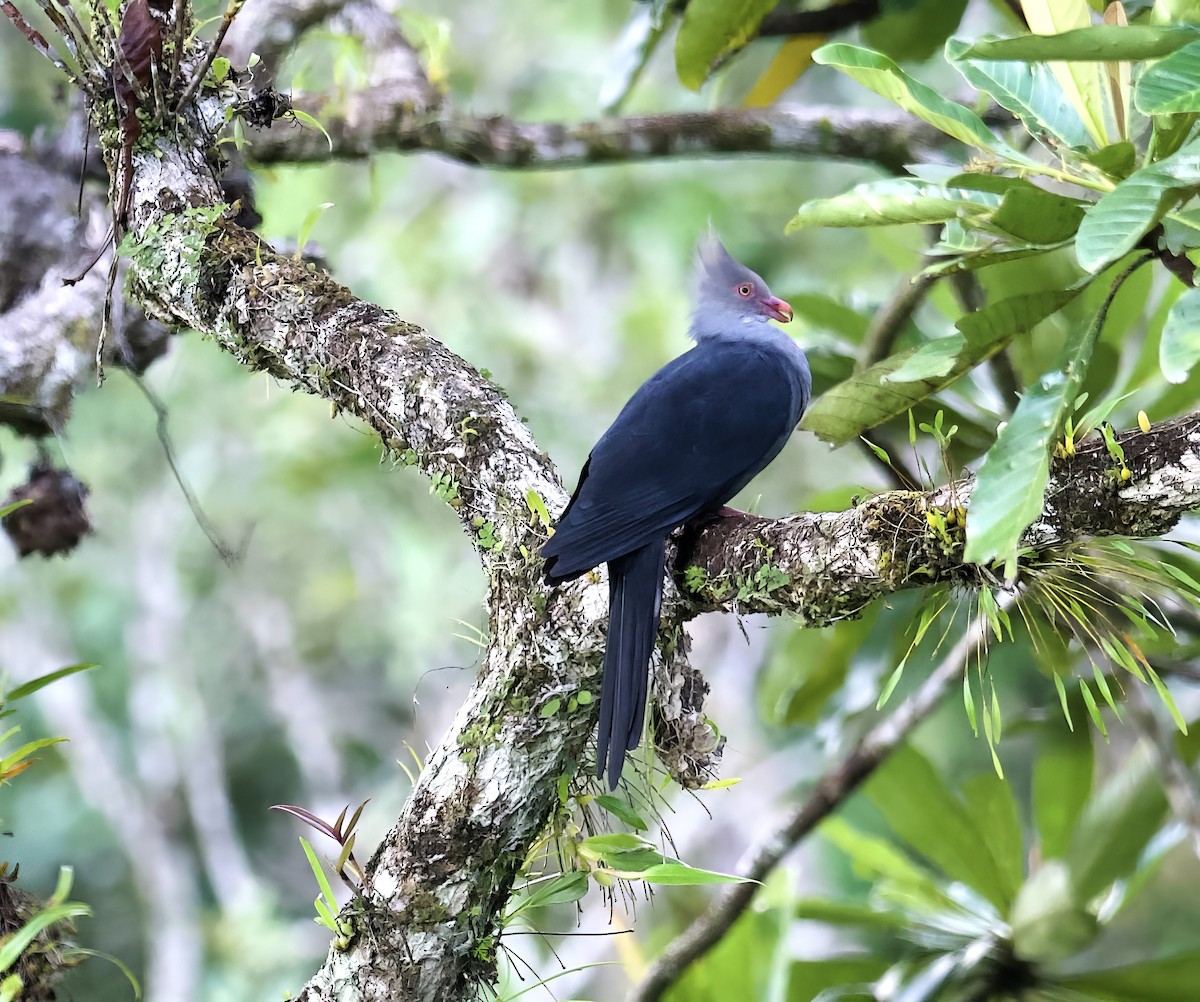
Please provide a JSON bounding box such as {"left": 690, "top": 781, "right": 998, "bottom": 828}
{"left": 743, "top": 34, "right": 825, "bottom": 108}
{"left": 1021, "top": 0, "right": 1111, "bottom": 144}
{"left": 1104, "top": 3, "right": 1131, "bottom": 140}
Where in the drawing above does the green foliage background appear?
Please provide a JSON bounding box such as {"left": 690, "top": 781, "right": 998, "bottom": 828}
{"left": 2, "top": 0, "right": 1200, "bottom": 999}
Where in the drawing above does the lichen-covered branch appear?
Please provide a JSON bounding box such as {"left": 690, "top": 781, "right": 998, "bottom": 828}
{"left": 247, "top": 100, "right": 963, "bottom": 173}
{"left": 9, "top": 2, "right": 1200, "bottom": 999}
{"left": 677, "top": 411, "right": 1200, "bottom": 621}
{"left": 0, "top": 148, "right": 169, "bottom": 436}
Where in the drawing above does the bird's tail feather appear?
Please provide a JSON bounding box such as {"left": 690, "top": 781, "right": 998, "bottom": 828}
{"left": 597, "top": 542, "right": 666, "bottom": 789}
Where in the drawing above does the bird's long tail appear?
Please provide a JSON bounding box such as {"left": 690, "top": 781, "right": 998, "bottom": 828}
{"left": 597, "top": 541, "right": 666, "bottom": 789}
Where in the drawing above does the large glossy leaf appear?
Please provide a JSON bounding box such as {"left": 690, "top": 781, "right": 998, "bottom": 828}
{"left": 812, "top": 43, "right": 1020, "bottom": 157}
{"left": 1063, "top": 748, "right": 1169, "bottom": 902}
{"left": 1056, "top": 950, "right": 1200, "bottom": 1001}
{"left": 1076, "top": 137, "right": 1200, "bottom": 273}
{"left": 802, "top": 287, "right": 1080, "bottom": 445}
{"left": 963, "top": 279, "right": 1120, "bottom": 576}
{"left": 864, "top": 744, "right": 1011, "bottom": 911}
{"left": 674, "top": 0, "right": 776, "bottom": 90}
{"left": 787, "top": 180, "right": 997, "bottom": 232}
{"left": 986, "top": 186, "right": 1086, "bottom": 245}
{"left": 1019, "top": 0, "right": 1108, "bottom": 144}
{"left": 1135, "top": 38, "right": 1200, "bottom": 114}
{"left": 1032, "top": 718, "right": 1093, "bottom": 860}
{"left": 947, "top": 37, "right": 1092, "bottom": 150}
{"left": 960, "top": 25, "right": 1200, "bottom": 62}
{"left": 883, "top": 335, "right": 964, "bottom": 383}
{"left": 1160, "top": 285, "right": 1200, "bottom": 383}
{"left": 861, "top": 0, "right": 968, "bottom": 63}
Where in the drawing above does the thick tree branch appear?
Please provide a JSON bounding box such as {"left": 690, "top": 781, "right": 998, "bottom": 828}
{"left": 9, "top": 4, "right": 1200, "bottom": 998}
{"left": 676, "top": 411, "right": 1200, "bottom": 621}
{"left": 247, "top": 102, "right": 968, "bottom": 174}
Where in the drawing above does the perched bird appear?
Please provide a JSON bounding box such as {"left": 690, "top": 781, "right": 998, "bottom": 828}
{"left": 542, "top": 233, "right": 811, "bottom": 788}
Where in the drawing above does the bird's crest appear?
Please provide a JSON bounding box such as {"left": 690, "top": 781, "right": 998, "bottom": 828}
{"left": 695, "top": 227, "right": 746, "bottom": 288}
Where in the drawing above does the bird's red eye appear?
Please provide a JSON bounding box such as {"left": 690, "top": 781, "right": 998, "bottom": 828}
{"left": 737, "top": 284, "right": 753, "bottom": 297}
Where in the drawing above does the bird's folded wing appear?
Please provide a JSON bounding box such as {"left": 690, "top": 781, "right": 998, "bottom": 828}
{"left": 543, "top": 343, "right": 797, "bottom": 579}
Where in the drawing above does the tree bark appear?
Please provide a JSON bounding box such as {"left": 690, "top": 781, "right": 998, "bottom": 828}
{"left": 5, "top": 3, "right": 1200, "bottom": 999}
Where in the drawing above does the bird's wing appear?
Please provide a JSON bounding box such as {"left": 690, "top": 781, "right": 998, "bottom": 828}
{"left": 543, "top": 341, "right": 799, "bottom": 579}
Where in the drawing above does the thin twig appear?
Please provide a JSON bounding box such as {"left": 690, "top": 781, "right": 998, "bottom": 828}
{"left": 123, "top": 371, "right": 248, "bottom": 565}
{"left": 856, "top": 269, "right": 941, "bottom": 371}
{"left": 2, "top": 0, "right": 88, "bottom": 88}
{"left": 758, "top": 0, "right": 881, "bottom": 37}
{"left": 629, "top": 600, "right": 1009, "bottom": 1002}
{"left": 169, "top": 0, "right": 189, "bottom": 90}
{"left": 175, "top": 0, "right": 243, "bottom": 110}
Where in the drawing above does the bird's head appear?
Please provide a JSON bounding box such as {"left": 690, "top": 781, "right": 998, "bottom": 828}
{"left": 689, "top": 230, "right": 793, "bottom": 340}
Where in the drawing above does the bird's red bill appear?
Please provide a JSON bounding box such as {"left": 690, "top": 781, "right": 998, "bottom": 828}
{"left": 765, "top": 296, "right": 793, "bottom": 324}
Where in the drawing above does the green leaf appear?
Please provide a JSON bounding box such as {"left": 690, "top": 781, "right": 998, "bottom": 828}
{"left": 289, "top": 110, "right": 333, "bottom": 152}
{"left": 862, "top": 0, "right": 969, "bottom": 63}
{"left": 959, "top": 25, "right": 1200, "bottom": 62}
{"left": 787, "top": 179, "right": 996, "bottom": 232}
{"left": 674, "top": 0, "right": 776, "bottom": 90}
{"left": 1018, "top": 0, "right": 1109, "bottom": 145}
{"left": 963, "top": 773, "right": 1024, "bottom": 905}
{"left": 812, "top": 43, "right": 1019, "bottom": 156}
{"left": 1076, "top": 137, "right": 1200, "bottom": 273}
{"left": 0, "top": 897, "right": 90, "bottom": 976}
{"left": 1160, "top": 286, "right": 1200, "bottom": 383}
{"left": 883, "top": 336, "right": 965, "bottom": 383}
{"left": 789, "top": 957, "right": 892, "bottom": 1000}
{"left": 986, "top": 186, "right": 1086, "bottom": 245}
{"left": 1087, "top": 141, "right": 1138, "bottom": 179}
{"left": 636, "top": 863, "right": 750, "bottom": 885}
{"left": 964, "top": 269, "right": 1136, "bottom": 577}
{"left": 4, "top": 663, "right": 98, "bottom": 703}
{"left": 506, "top": 872, "right": 589, "bottom": 920}
{"left": 947, "top": 37, "right": 1092, "bottom": 150}
{"left": 1010, "top": 860, "right": 1100, "bottom": 962}
{"left": 819, "top": 817, "right": 944, "bottom": 890}
{"left": 1136, "top": 39, "right": 1200, "bottom": 114}
{"left": 1057, "top": 951, "right": 1200, "bottom": 1001}
{"left": 575, "top": 833, "right": 652, "bottom": 861}
{"left": 0, "top": 737, "right": 67, "bottom": 776}
{"left": 295, "top": 201, "right": 334, "bottom": 252}
{"left": 793, "top": 897, "right": 910, "bottom": 933}
{"left": 593, "top": 794, "right": 648, "bottom": 831}
{"left": 299, "top": 837, "right": 338, "bottom": 913}
{"left": 802, "top": 287, "right": 1080, "bottom": 446}
{"left": 865, "top": 744, "right": 1011, "bottom": 911}
{"left": 1064, "top": 748, "right": 1169, "bottom": 902}
{"left": 0, "top": 500, "right": 30, "bottom": 519}
{"left": 1032, "top": 718, "right": 1093, "bottom": 860}
{"left": 790, "top": 293, "right": 871, "bottom": 342}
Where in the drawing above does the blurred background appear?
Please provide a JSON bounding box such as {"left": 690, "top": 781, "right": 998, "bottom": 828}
{"left": 3, "top": 1, "right": 1200, "bottom": 1000}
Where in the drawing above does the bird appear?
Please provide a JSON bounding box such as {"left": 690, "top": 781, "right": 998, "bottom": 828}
{"left": 541, "top": 231, "right": 812, "bottom": 789}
